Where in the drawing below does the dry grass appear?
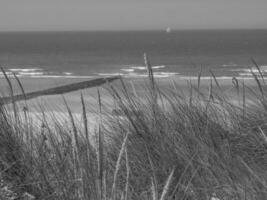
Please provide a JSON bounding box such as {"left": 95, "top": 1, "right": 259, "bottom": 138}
{"left": 0, "top": 56, "right": 266, "bottom": 200}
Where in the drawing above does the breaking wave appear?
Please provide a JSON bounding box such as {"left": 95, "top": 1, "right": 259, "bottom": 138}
{"left": 0, "top": 68, "right": 92, "bottom": 79}
{"left": 9, "top": 68, "right": 42, "bottom": 72}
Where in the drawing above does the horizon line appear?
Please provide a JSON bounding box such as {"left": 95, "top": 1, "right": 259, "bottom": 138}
{"left": 0, "top": 28, "right": 267, "bottom": 33}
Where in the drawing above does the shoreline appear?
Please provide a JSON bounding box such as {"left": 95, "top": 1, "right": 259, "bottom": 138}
{"left": 0, "top": 75, "right": 263, "bottom": 125}
{"left": 0, "top": 75, "right": 263, "bottom": 118}
{"left": 0, "top": 75, "right": 261, "bottom": 101}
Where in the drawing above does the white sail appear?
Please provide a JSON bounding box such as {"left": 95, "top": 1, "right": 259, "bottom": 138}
{"left": 166, "top": 27, "right": 171, "bottom": 33}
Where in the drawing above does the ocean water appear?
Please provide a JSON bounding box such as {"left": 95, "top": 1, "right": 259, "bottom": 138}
{"left": 0, "top": 30, "right": 267, "bottom": 79}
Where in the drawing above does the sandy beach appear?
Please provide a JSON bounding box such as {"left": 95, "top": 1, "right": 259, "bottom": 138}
{"left": 0, "top": 76, "right": 261, "bottom": 111}
{"left": 0, "top": 75, "right": 262, "bottom": 129}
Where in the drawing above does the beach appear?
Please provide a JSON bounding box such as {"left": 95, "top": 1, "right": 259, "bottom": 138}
{"left": 1, "top": 73, "right": 266, "bottom": 200}
{"left": 0, "top": 75, "right": 263, "bottom": 131}
{"left": 0, "top": 30, "right": 267, "bottom": 200}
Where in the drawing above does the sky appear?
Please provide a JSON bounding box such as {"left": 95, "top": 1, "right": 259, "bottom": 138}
{"left": 0, "top": 0, "right": 267, "bottom": 31}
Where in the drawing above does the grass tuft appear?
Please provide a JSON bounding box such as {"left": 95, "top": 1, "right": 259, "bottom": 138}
{"left": 0, "top": 60, "right": 266, "bottom": 200}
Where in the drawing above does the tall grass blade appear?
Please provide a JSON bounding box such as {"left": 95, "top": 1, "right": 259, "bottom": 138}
{"left": 251, "top": 57, "right": 265, "bottom": 84}
{"left": 124, "top": 148, "right": 130, "bottom": 200}
{"left": 159, "top": 167, "right": 175, "bottom": 200}
{"left": 180, "top": 166, "right": 200, "bottom": 200}
{"left": 144, "top": 53, "right": 155, "bottom": 90}
{"left": 251, "top": 69, "right": 265, "bottom": 100}
{"left": 103, "top": 171, "right": 107, "bottom": 200}
{"left": 146, "top": 146, "right": 158, "bottom": 200}
{"left": 208, "top": 78, "right": 213, "bottom": 102}
{"left": 112, "top": 132, "right": 129, "bottom": 200}
{"left": 188, "top": 79, "right": 193, "bottom": 107}
{"left": 63, "top": 97, "right": 80, "bottom": 153}
{"left": 12, "top": 72, "right": 27, "bottom": 102}
{"left": 232, "top": 77, "right": 240, "bottom": 105}
{"left": 258, "top": 127, "right": 267, "bottom": 144}
{"left": 1, "top": 67, "right": 18, "bottom": 124}
{"left": 81, "top": 93, "right": 89, "bottom": 140}
{"left": 97, "top": 88, "right": 104, "bottom": 200}
{"left": 210, "top": 70, "right": 222, "bottom": 91}
{"left": 238, "top": 156, "right": 267, "bottom": 190}
{"left": 12, "top": 72, "right": 31, "bottom": 142}
{"left": 197, "top": 66, "right": 202, "bottom": 89}
{"left": 170, "top": 151, "right": 198, "bottom": 198}
{"left": 63, "top": 97, "right": 82, "bottom": 198}
{"left": 144, "top": 53, "right": 158, "bottom": 106}
{"left": 130, "top": 81, "right": 138, "bottom": 97}
{"left": 151, "top": 177, "right": 157, "bottom": 200}
{"left": 242, "top": 80, "right": 246, "bottom": 117}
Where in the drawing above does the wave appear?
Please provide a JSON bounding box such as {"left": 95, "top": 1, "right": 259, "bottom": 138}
{"left": 0, "top": 72, "right": 13, "bottom": 76}
{"left": 63, "top": 72, "right": 73, "bottom": 76}
{"left": 152, "top": 72, "right": 179, "bottom": 78}
{"left": 222, "top": 63, "right": 238, "bottom": 67}
{"left": 97, "top": 71, "right": 178, "bottom": 78}
{"left": 97, "top": 73, "right": 122, "bottom": 76}
{"left": 259, "top": 65, "right": 267, "bottom": 71}
{"left": 18, "top": 72, "right": 44, "bottom": 76}
{"left": 177, "top": 76, "right": 258, "bottom": 80}
{"left": 1, "top": 68, "right": 88, "bottom": 79}
{"left": 177, "top": 76, "right": 232, "bottom": 80}
{"left": 230, "top": 68, "right": 247, "bottom": 72}
{"left": 152, "top": 65, "right": 166, "bottom": 69}
{"left": 0, "top": 71, "right": 261, "bottom": 81}
{"left": 0, "top": 71, "right": 94, "bottom": 79}
{"left": 238, "top": 73, "right": 254, "bottom": 77}
{"left": 121, "top": 68, "right": 135, "bottom": 72}
{"left": 15, "top": 75, "right": 95, "bottom": 79}
{"left": 231, "top": 65, "right": 267, "bottom": 73}
{"left": 9, "top": 68, "right": 42, "bottom": 72}
{"left": 128, "top": 65, "right": 166, "bottom": 70}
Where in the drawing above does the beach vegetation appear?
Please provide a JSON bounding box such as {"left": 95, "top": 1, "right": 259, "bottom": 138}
{"left": 0, "top": 56, "right": 266, "bottom": 200}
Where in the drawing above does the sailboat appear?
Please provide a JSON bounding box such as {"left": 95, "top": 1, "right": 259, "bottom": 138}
{"left": 166, "top": 27, "right": 171, "bottom": 33}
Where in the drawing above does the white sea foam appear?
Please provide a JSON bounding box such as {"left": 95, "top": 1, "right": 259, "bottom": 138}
{"left": 235, "top": 69, "right": 267, "bottom": 74}
{"left": 230, "top": 68, "right": 247, "bottom": 72}
{"left": 231, "top": 65, "right": 267, "bottom": 73}
{"left": 0, "top": 72, "right": 13, "bottom": 76}
{"left": 121, "top": 68, "right": 135, "bottom": 72}
{"left": 124, "top": 72, "right": 179, "bottom": 78}
{"left": 153, "top": 72, "right": 179, "bottom": 78}
{"left": 9, "top": 68, "right": 42, "bottom": 72}
{"left": 176, "top": 76, "right": 259, "bottom": 80}
{"left": 239, "top": 73, "right": 253, "bottom": 76}
{"left": 177, "top": 76, "right": 234, "bottom": 80}
{"left": 18, "top": 72, "right": 44, "bottom": 76}
{"left": 222, "top": 63, "right": 238, "bottom": 67}
{"left": 157, "top": 72, "right": 179, "bottom": 75}
{"left": 15, "top": 75, "right": 95, "bottom": 79}
{"left": 180, "top": 76, "right": 267, "bottom": 80}
{"left": 63, "top": 72, "right": 73, "bottom": 76}
{"left": 152, "top": 65, "right": 166, "bottom": 69}
{"left": 259, "top": 65, "right": 267, "bottom": 71}
{"left": 3, "top": 68, "right": 93, "bottom": 78}
{"left": 97, "top": 73, "right": 122, "bottom": 76}
{"left": 97, "top": 71, "right": 178, "bottom": 78}
{"left": 130, "top": 66, "right": 146, "bottom": 70}
{"left": 129, "top": 65, "right": 166, "bottom": 70}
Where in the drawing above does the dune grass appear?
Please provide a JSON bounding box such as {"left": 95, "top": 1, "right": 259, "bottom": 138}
{"left": 0, "top": 56, "right": 267, "bottom": 200}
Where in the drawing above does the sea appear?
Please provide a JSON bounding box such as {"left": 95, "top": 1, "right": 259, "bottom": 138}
{"left": 0, "top": 30, "right": 267, "bottom": 80}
